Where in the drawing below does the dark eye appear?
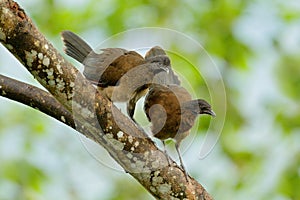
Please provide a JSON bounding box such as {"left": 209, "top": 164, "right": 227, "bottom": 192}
{"left": 164, "top": 58, "right": 170, "bottom": 66}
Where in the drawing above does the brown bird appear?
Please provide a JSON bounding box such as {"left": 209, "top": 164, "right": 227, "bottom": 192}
{"left": 61, "top": 30, "right": 145, "bottom": 87}
{"left": 61, "top": 31, "right": 168, "bottom": 102}
{"left": 144, "top": 84, "right": 215, "bottom": 178}
{"left": 127, "top": 46, "right": 180, "bottom": 119}
{"left": 102, "top": 63, "right": 168, "bottom": 102}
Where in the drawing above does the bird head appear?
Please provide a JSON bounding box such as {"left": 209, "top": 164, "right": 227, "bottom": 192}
{"left": 146, "top": 55, "right": 171, "bottom": 69}
{"left": 196, "top": 99, "right": 216, "bottom": 117}
{"left": 145, "top": 46, "right": 171, "bottom": 71}
{"left": 145, "top": 46, "right": 166, "bottom": 58}
{"left": 182, "top": 99, "right": 216, "bottom": 117}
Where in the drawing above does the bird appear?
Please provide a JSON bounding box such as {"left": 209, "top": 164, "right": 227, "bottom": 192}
{"left": 102, "top": 63, "right": 168, "bottom": 102}
{"left": 144, "top": 83, "right": 215, "bottom": 179}
{"left": 61, "top": 31, "right": 168, "bottom": 102}
{"left": 127, "top": 46, "right": 180, "bottom": 119}
{"left": 61, "top": 30, "right": 145, "bottom": 87}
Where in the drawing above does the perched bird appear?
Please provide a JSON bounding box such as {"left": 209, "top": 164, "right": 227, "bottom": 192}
{"left": 102, "top": 63, "right": 167, "bottom": 102}
{"left": 144, "top": 84, "right": 215, "bottom": 178}
{"left": 127, "top": 46, "right": 180, "bottom": 119}
{"left": 61, "top": 30, "right": 145, "bottom": 87}
{"left": 61, "top": 31, "right": 168, "bottom": 102}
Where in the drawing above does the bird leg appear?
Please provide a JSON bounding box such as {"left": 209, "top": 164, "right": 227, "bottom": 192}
{"left": 162, "top": 140, "right": 171, "bottom": 166}
{"left": 175, "top": 143, "right": 189, "bottom": 182}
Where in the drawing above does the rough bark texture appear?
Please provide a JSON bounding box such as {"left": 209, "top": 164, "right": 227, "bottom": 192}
{"left": 0, "top": 74, "right": 75, "bottom": 127}
{"left": 0, "top": 0, "right": 213, "bottom": 199}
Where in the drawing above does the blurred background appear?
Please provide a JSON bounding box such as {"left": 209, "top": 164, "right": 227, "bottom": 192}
{"left": 0, "top": 0, "right": 300, "bottom": 199}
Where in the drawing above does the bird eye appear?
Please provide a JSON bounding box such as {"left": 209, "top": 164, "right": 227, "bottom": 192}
{"left": 164, "top": 58, "right": 170, "bottom": 66}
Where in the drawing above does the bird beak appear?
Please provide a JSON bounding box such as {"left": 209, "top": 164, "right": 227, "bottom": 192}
{"left": 203, "top": 109, "right": 216, "bottom": 117}
{"left": 161, "top": 67, "right": 169, "bottom": 74}
{"left": 154, "top": 67, "right": 169, "bottom": 75}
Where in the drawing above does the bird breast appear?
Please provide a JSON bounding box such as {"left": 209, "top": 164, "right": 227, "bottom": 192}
{"left": 145, "top": 84, "right": 196, "bottom": 140}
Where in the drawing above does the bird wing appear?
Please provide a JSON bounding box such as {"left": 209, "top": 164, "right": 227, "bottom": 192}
{"left": 111, "top": 63, "right": 164, "bottom": 102}
{"left": 91, "top": 48, "right": 129, "bottom": 68}
{"left": 127, "top": 47, "right": 181, "bottom": 120}
{"left": 82, "top": 48, "right": 129, "bottom": 84}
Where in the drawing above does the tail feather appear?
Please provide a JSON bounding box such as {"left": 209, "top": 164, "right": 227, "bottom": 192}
{"left": 61, "top": 30, "right": 92, "bottom": 63}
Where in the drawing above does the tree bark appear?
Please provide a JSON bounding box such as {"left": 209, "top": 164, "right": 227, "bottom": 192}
{"left": 0, "top": 74, "right": 75, "bottom": 127}
{"left": 0, "top": 0, "right": 213, "bottom": 199}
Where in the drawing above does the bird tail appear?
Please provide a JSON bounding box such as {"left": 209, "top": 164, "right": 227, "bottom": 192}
{"left": 61, "top": 30, "right": 92, "bottom": 63}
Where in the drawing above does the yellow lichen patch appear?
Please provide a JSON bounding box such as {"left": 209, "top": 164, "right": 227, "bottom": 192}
{"left": 24, "top": 50, "right": 37, "bottom": 67}
{"left": 0, "top": 28, "right": 6, "bottom": 41}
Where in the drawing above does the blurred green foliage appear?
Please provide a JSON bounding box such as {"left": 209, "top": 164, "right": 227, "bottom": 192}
{"left": 2, "top": 160, "right": 46, "bottom": 192}
{"left": 276, "top": 55, "right": 300, "bottom": 100}
{"left": 277, "top": 154, "right": 300, "bottom": 199}
{"left": 1, "top": 0, "right": 300, "bottom": 199}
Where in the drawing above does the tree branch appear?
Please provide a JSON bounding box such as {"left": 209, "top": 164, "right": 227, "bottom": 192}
{"left": 0, "top": 74, "right": 75, "bottom": 127}
{"left": 0, "top": 0, "right": 213, "bottom": 199}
